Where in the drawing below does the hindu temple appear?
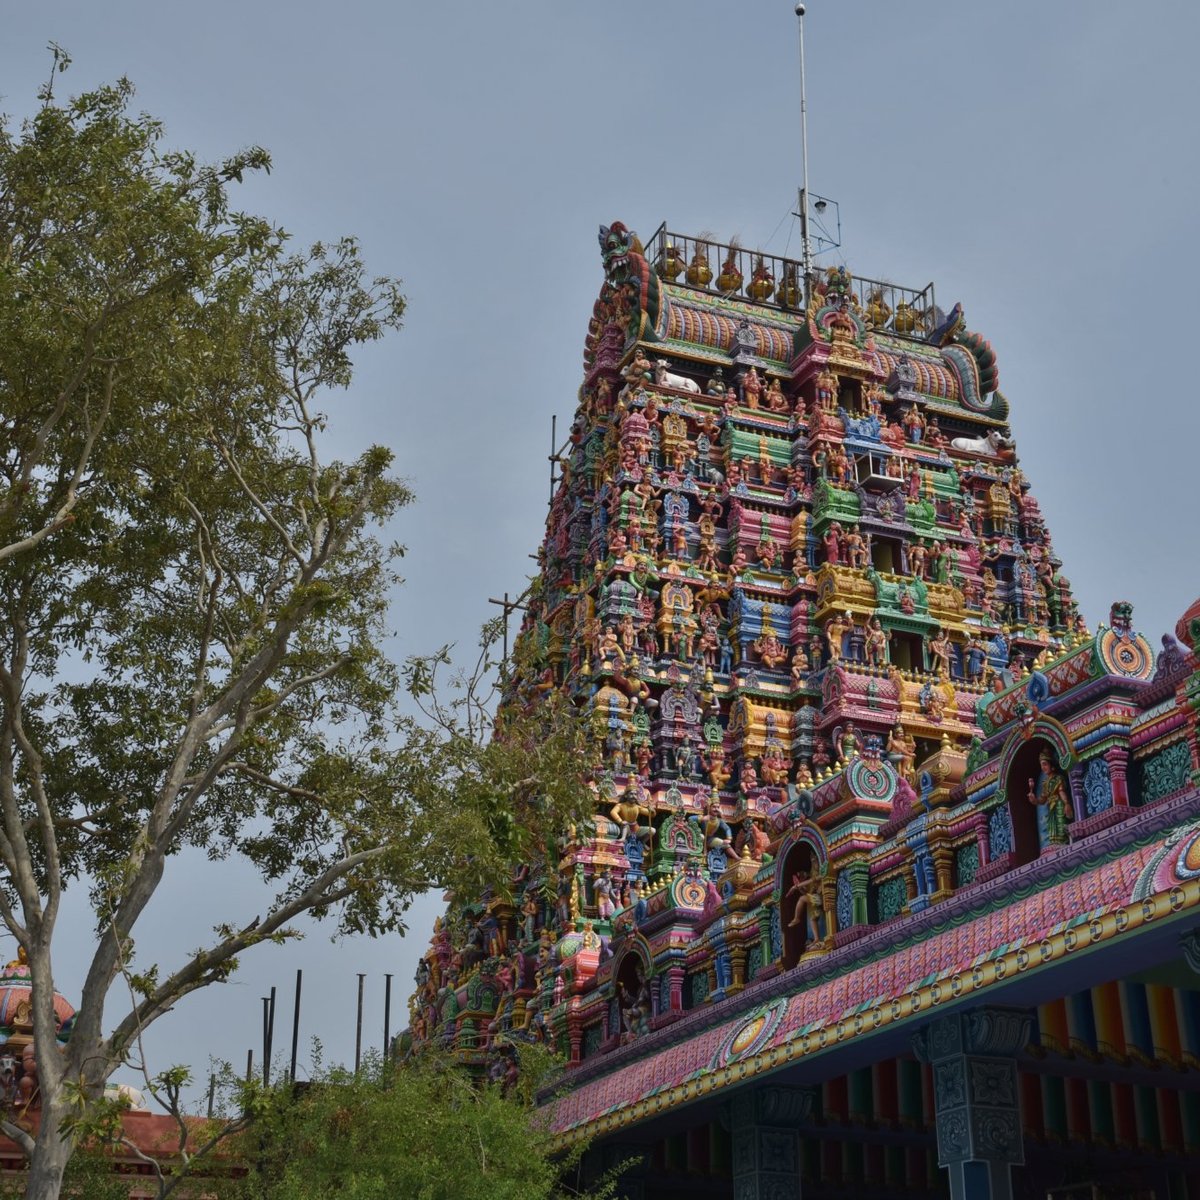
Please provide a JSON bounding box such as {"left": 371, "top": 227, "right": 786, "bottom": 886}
{"left": 406, "top": 220, "right": 1200, "bottom": 1200}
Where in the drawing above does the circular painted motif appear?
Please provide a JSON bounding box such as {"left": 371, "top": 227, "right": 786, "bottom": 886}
{"left": 730, "top": 1013, "right": 768, "bottom": 1057}
{"left": 1098, "top": 628, "right": 1152, "bottom": 678}
{"left": 847, "top": 757, "right": 897, "bottom": 804}
{"left": 709, "top": 996, "right": 787, "bottom": 1071}
{"left": 676, "top": 879, "right": 707, "bottom": 908}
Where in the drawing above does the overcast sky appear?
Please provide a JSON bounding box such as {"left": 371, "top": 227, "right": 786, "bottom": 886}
{"left": 2, "top": 1, "right": 1198, "bottom": 1101}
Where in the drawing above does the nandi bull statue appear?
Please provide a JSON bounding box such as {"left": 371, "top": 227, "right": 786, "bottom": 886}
{"left": 654, "top": 359, "right": 701, "bottom": 394}
{"left": 949, "top": 429, "right": 1014, "bottom": 459}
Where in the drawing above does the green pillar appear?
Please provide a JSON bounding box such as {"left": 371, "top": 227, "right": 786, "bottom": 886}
{"left": 846, "top": 859, "right": 871, "bottom": 927}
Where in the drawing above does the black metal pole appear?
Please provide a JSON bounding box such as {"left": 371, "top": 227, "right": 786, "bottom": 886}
{"left": 383, "top": 974, "right": 393, "bottom": 1061}
{"left": 289, "top": 968, "right": 303, "bottom": 1083}
{"left": 243, "top": 1049, "right": 253, "bottom": 1118}
{"left": 265, "top": 986, "right": 276, "bottom": 1086}
{"left": 207, "top": 1073, "right": 216, "bottom": 1119}
{"left": 355, "top": 973, "right": 365, "bottom": 1073}
{"left": 261, "top": 996, "right": 270, "bottom": 1086}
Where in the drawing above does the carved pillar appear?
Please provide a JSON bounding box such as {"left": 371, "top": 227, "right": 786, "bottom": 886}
{"left": 1066, "top": 763, "right": 1086, "bottom": 821}
{"left": 820, "top": 877, "right": 838, "bottom": 942}
{"left": 668, "top": 965, "right": 684, "bottom": 1013}
{"left": 912, "top": 1007, "right": 1032, "bottom": 1200}
{"left": 975, "top": 812, "right": 991, "bottom": 867}
{"left": 730, "top": 1084, "right": 814, "bottom": 1199}
{"left": 846, "top": 859, "right": 871, "bottom": 926}
{"left": 1104, "top": 746, "right": 1130, "bottom": 807}
{"left": 932, "top": 844, "right": 954, "bottom": 899}
{"left": 730, "top": 945, "right": 748, "bottom": 994}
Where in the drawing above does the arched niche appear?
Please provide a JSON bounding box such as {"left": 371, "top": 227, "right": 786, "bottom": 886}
{"left": 774, "top": 825, "right": 830, "bottom": 969}
{"left": 998, "top": 719, "right": 1074, "bottom": 865}
{"left": 611, "top": 937, "right": 653, "bottom": 1037}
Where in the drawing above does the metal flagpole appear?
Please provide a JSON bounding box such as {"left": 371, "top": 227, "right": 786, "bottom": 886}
{"left": 383, "top": 973, "right": 393, "bottom": 1062}
{"left": 796, "top": 3, "right": 813, "bottom": 306}
{"left": 355, "top": 973, "right": 365, "bottom": 1073}
{"left": 261, "top": 996, "right": 270, "bottom": 1085}
{"left": 289, "top": 968, "right": 303, "bottom": 1083}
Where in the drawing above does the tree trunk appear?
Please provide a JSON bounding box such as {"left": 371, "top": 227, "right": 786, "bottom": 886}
{"left": 23, "top": 1103, "right": 75, "bottom": 1200}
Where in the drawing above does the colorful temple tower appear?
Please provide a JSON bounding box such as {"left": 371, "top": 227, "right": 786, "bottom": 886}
{"left": 408, "top": 223, "right": 1200, "bottom": 1200}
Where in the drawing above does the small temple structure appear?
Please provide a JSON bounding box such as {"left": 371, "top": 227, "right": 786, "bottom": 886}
{"left": 0, "top": 949, "right": 232, "bottom": 1195}
{"left": 407, "top": 222, "right": 1200, "bottom": 1199}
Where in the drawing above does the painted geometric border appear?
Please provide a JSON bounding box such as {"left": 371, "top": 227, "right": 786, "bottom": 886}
{"left": 548, "top": 823, "right": 1196, "bottom": 1146}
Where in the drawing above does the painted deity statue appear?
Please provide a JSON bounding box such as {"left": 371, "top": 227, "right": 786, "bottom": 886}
{"left": 902, "top": 404, "right": 926, "bottom": 443}
{"left": 760, "top": 746, "right": 789, "bottom": 788}
{"left": 824, "top": 611, "right": 851, "bottom": 665}
{"left": 928, "top": 628, "right": 953, "bottom": 678}
{"left": 789, "top": 644, "right": 810, "bottom": 690}
{"left": 844, "top": 524, "right": 869, "bottom": 568}
{"left": 752, "top": 624, "right": 787, "bottom": 670}
{"left": 701, "top": 743, "right": 731, "bottom": 791}
{"left": 865, "top": 617, "right": 889, "bottom": 667}
{"left": 1028, "top": 748, "right": 1073, "bottom": 849}
{"left": 593, "top": 869, "right": 617, "bottom": 921}
{"left": 835, "top": 721, "right": 860, "bottom": 762}
{"left": 815, "top": 368, "right": 837, "bottom": 412}
{"left": 823, "top": 521, "right": 844, "bottom": 565}
{"left": 622, "top": 347, "right": 654, "bottom": 393}
{"left": 696, "top": 798, "right": 737, "bottom": 867}
{"left": 765, "top": 376, "right": 787, "bottom": 412}
{"left": 736, "top": 817, "right": 772, "bottom": 861}
{"left": 610, "top": 786, "right": 652, "bottom": 843}
{"left": 741, "top": 366, "right": 763, "bottom": 409}
{"left": 786, "top": 866, "right": 825, "bottom": 948}
{"left": 887, "top": 723, "right": 916, "bottom": 782}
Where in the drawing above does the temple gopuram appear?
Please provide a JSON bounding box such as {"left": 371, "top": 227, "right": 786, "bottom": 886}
{"left": 407, "top": 222, "right": 1200, "bottom": 1200}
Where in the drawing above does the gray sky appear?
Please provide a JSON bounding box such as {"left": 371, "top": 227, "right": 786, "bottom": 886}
{"left": 3, "top": 1, "right": 1198, "bottom": 1099}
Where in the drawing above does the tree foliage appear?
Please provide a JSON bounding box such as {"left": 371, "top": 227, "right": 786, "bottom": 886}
{"left": 0, "top": 59, "right": 591, "bottom": 1197}
{"left": 217, "top": 1051, "right": 609, "bottom": 1200}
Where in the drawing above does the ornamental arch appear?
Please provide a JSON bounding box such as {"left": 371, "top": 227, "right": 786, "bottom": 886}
{"left": 774, "top": 822, "right": 830, "bottom": 969}
{"left": 999, "top": 717, "right": 1075, "bottom": 866}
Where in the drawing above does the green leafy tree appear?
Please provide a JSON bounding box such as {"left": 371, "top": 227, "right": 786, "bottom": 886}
{"left": 0, "top": 55, "right": 590, "bottom": 1198}
{"left": 217, "top": 1051, "right": 612, "bottom": 1200}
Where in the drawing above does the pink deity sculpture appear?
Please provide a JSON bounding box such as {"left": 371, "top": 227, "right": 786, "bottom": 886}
{"left": 753, "top": 626, "right": 787, "bottom": 670}
{"left": 760, "top": 748, "right": 789, "bottom": 788}
{"left": 741, "top": 367, "right": 763, "bottom": 409}
{"left": 824, "top": 522, "right": 844, "bottom": 566}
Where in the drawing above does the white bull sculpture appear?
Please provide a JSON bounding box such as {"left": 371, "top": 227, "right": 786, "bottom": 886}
{"left": 949, "top": 429, "right": 1013, "bottom": 458}
{"left": 104, "top": 1082, "right": 148, "bottom": 1109}
{"left": 653, "top": 360, "right": 700, "bottom": 394}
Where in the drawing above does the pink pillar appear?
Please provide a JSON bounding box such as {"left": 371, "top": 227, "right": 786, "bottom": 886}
{"left": 668, "top": 966, "right": 684, "bottom": 1013}
{"left": 975, "top": 811, "right": 991, "bottom": 867}
{"left": 1105, "top": 747, "right": 1130, "bottom": 807}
